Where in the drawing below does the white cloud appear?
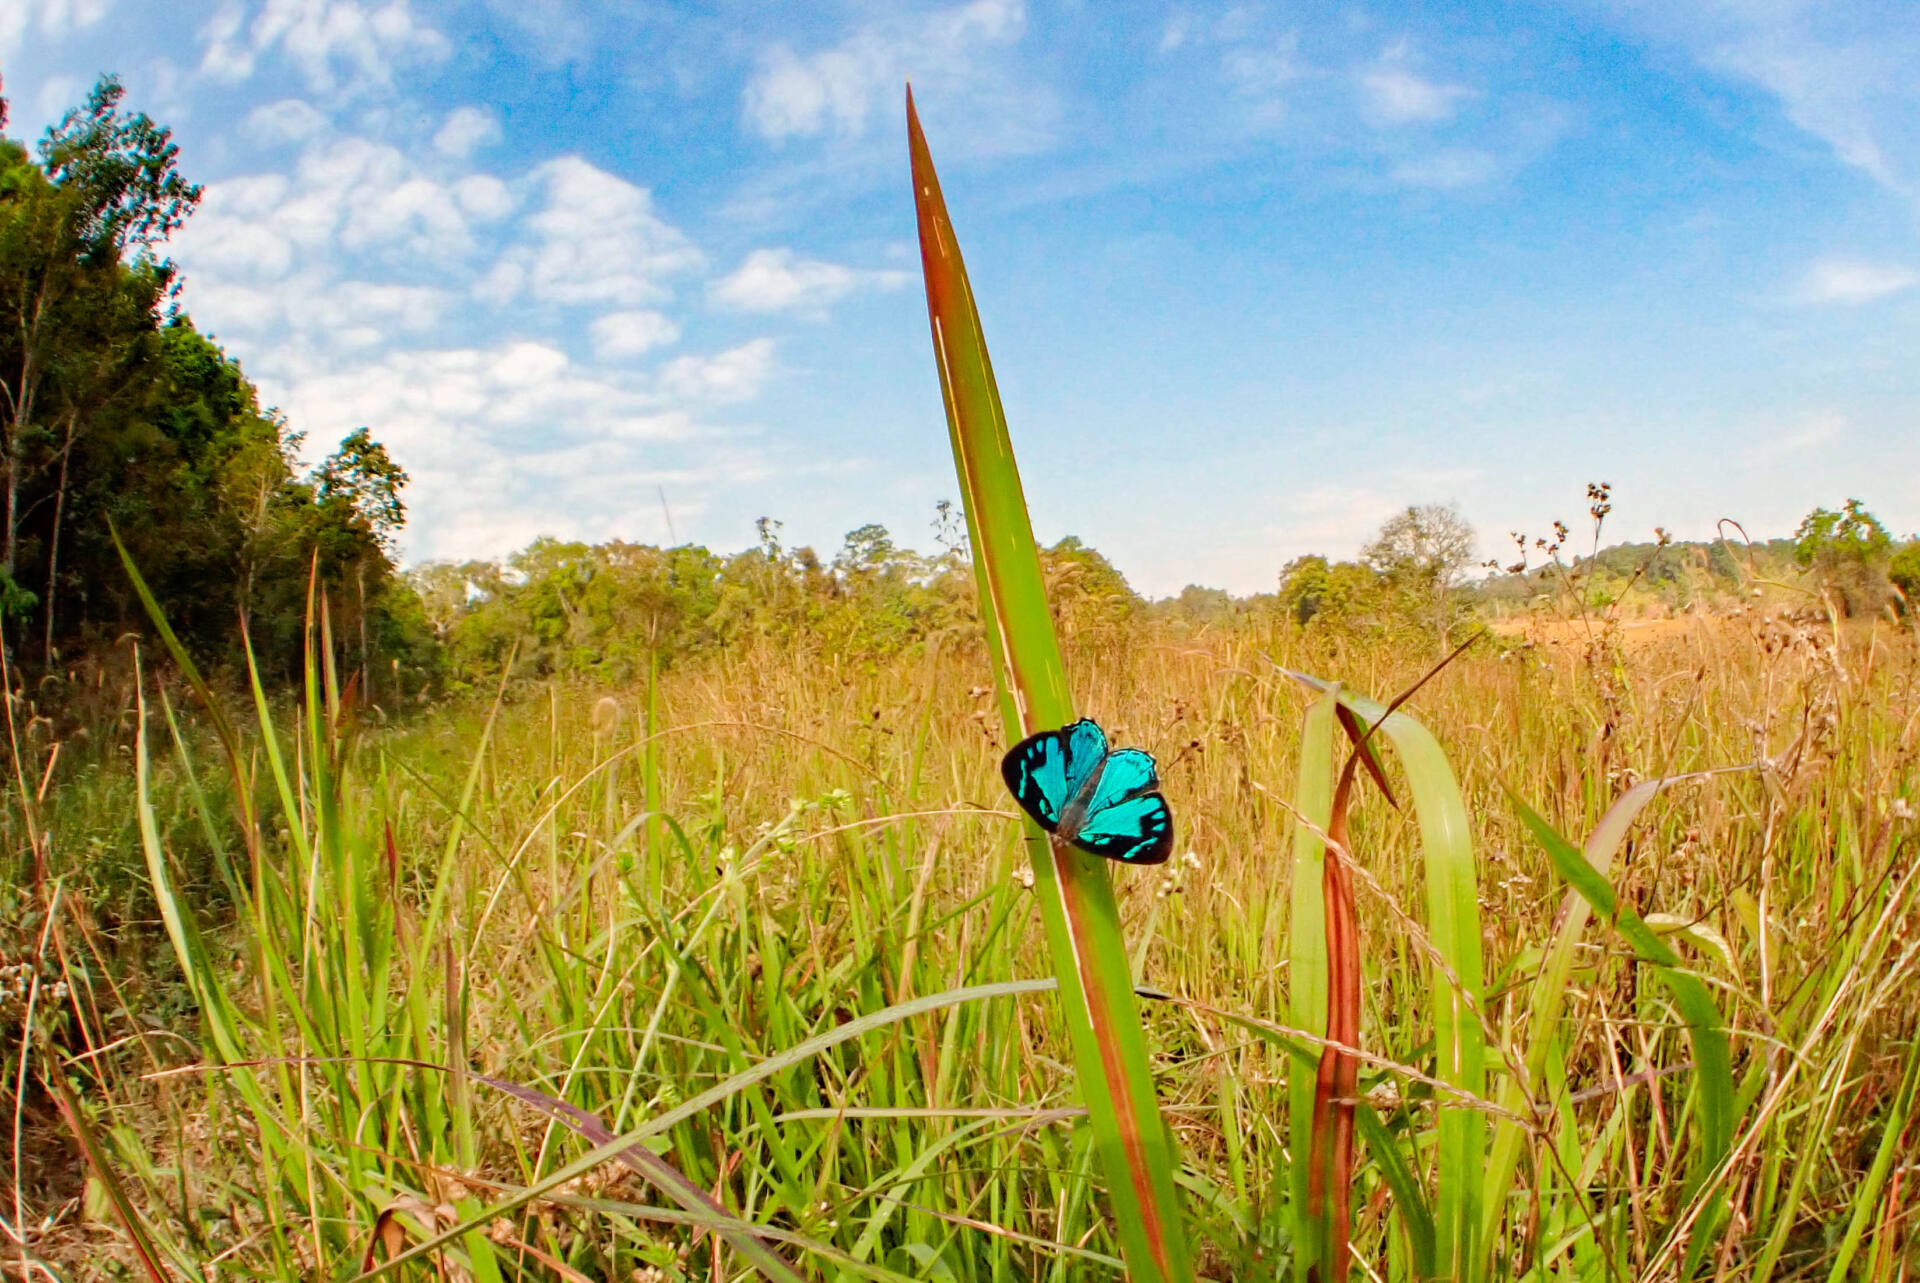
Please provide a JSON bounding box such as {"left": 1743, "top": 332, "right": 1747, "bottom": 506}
{"left": 479, "top": 157, "right": 702, "bottom": 307}
{"left": 1624, "top": 4, "right": 1920, "bottom": 212}
{"left": 1359, "top": 45, "right": 1471, "bottom": 126}
{"left": 590, "top": 310, "right": 681, "bottom": 361}
{"left": 1277, "top": 483, "right": 1402, "bottom": 551}
{"left": 1223, "top": 37, "right": 1302, "bottom": 125}
{"left": 259, "top": 339, "right": 775, "bottom": 562}
{"left": 173, "top": 133, "right": 506, "bottom": 346}
{"left": 1391, "top": 148, "right": 1498, "bottom": 188}
{"left": 201, "top": 135, "right": 475, "bottom": 259}
{"left": 657, "top": 339, "right": 778, "bottom": 404}
{"left": 710, "top": 248, "right": 908, "bottom": 316}
{"left": 0, "top": 0, "right": 109, "bottom": 56}
{"left": 244, "top": 97, "right": 330, "bottom": 143}
{"left": 160, "top": 115, "right": 797, "bottom": 566}
{"left": 199, "top": 0, "right": 449, "bottom": 94}
{"left": 1797, "top": 257, "right": 1919, "bottom": 304}
{"left": 434, "top": 105, "right": 502, "bottom": 159}
{"left": 742, "top": 0, "right": 1030, "bottom": 142}
{"left": 451, "top": 174, "right": 515, "bottom": 222}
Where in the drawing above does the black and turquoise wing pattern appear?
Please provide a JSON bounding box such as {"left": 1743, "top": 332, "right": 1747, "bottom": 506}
{"left": 1072, "top": 792, "right": 1173, "bottom": 865}
{"left": 1002, "top": 718, "right": 1105, "bottom": 827}
{"left": 1000, "top": 720, "right": 1174, "bottom": 866}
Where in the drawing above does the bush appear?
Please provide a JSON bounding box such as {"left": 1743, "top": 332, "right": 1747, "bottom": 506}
{"left": 1793, "top": 499, "right": 1893, "bottom": 616}
{"left": 1890, "top": 540, "right": 1920, "bottom": 615}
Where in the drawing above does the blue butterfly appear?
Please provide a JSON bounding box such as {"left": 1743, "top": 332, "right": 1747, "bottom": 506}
{"left": 1001, "top": 718, "right": 1174, "bottom": 865}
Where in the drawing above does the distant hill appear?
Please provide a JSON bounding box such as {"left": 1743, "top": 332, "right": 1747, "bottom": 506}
{"left": 1466, "top": 537, "right": 1802, "bottom": 615}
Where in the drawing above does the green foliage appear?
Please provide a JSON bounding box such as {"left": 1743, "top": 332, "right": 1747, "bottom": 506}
{"left": 1277, "top": 555, "right": 1384, "bottom": 629}
{"left": 410, "top": 514, "right": 1156, "bottom": 690}
{"left": 1794, "top": 499, "right": 1893, "bottom": 616}
{"left": 415, "top": 521, "right": 986, "bottom": 688}
{"left": 1890, "top": 539, "right": 1920, "bottom": 614}
{"left": 1274, "top": 506, "right": 1478, "bottom": 640}
{"left": 1040, "top": 535, "right": 1141, "bottom": 637}
{"left": 37, "top": 75, "right": 200, "bottom": 258}
{"left": 0, "top": 77, "right": 422, "bottom": 698}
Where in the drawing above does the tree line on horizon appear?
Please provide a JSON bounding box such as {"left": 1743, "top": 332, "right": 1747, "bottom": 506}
{"left": 6, "top": 77, "right": 1916, "bottom": 721}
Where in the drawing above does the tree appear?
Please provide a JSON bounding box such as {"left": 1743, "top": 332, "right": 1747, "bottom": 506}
{"left": 1277, "top": 554, "right": 1386, "bottom": 629}
{"left": 1041, "top": 536, "right": 1139, "bottom": 636}
{"left": 1794, "top": 499, "right": 1892, "bottom": 616}
{"left": 0, "top": 81, "right": 423, "bottom": 696}
{"left": 1360, "top": 502, "right": 1476, "bottom": 635}
{"left": 314, "top": 427, "right": 408, "bottom": 548}
{"left": 1362, "top": 502, "right": 1476, "bottom": 588}
{"left": 834, "top": 523, "right": 897, "bottom": 576}
{"left": 1170, "top": 584, "right": 1232, "bottom": 625}
{"left": 1891, "top": 540, "right": 1920, "bottom": 616}
{"left": 1, "top": 75, "right": 200, "bottom": 655}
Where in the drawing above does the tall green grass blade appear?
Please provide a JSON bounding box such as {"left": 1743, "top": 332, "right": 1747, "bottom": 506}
{"left": 132, "top": 650, "right": 246, "bottom": 1068}
{"left": 1826, "top": 1035, "right": 1920, "bottom": 1281}
{"left": 1506, "top": 788, "right": 1735, "bottom": 1264}
{"left": 469, "top": 1067, "right": 805, "bottom": 1282}
{"left": 1284, "top": 671, "right": 1485, "bottom": 1280}
{"left": 907, "top": 88, "right": 1193, "bottom": 1282}
{"left": 359, "top": 977, "right": 1060, "bottom": 1278}
{"left": 1287, "top": 689, "right": 1337, "bottom": 1279}
{"left": 1353, "top": 1106, "right": 1436, "bottom": 1277}
{"left": 110, "top": 522, "right": 248, "bottom": 802}
{"left": 1480, "top": 768, "right": 1750, "bottom": 1260}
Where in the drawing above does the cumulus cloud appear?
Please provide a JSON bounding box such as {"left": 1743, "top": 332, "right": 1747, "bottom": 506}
{"left": 1797, "top": 257, "right": 1919, "bottom": 304}
{"left": 1279, "top": 484, "right": 1403, "bottom": 551}
{"left": 434, "top": 105, "right": 501, "bottom": 158}
{"left": 657, "top": 339, "right": 778, "bottom": 404}
{"left": 31, "top": 74, "right": 87, "bottom": 127}
{"left": 710, "top": 248, "right": 908, "bottom": 316}
{"left": 1359, "top": 45, "right": 1472, "bottom": 126}
{"left": 741, "top": 0, "right": 1036, "bottom": 145}
{"left": 1771, "top": 410, "right": 1847, "bottom": 453}
{"left": 590, "top": 310, "right": 681, "bottom": 360}
{"left": 263, "top": 338, "right": 777, "bottom": 561}
{"left": 451, "top": 174, "right": 515, "bottom": 221}
{"left": 174, "top": 133, "right": 511, "bottom": 346}
{"left": 1222, "top": 38, "right": 1302, "bottom": 127}
{"left": 199, "top": 0, "right": 449, "bottom": 94}
{"left": 166, "top": 126, "right": 795, "bottom": 564}
{"left": 477, "top": 157, "right": 703, "bottom": 307}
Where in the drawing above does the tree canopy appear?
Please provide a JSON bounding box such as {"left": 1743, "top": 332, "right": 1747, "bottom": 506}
{"left": 1794, "top": 499, "right": 1895, "bottom": 616}
{"left": 0, "top": 77, "right": 421, "bottom": 699}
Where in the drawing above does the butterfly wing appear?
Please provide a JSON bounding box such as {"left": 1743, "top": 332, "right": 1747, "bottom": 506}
{"left": 1082, "top": 748, "right": 1159, "bottom": 814}
{"left": 1002, "top": 719, "right": 1109, "bottom": 832}
{"left": 1059, "top": 719, "right": 1109, "bottom": 797}
{"left": 1002, "top": 728, "right": 1069, "bottom": 829}
{"left": 1068, "top": 792, "right": 1174, "bottom": 865}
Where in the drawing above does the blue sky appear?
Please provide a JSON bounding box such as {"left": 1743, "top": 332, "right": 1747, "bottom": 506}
{"left": 4, "top": 1, "right": 1917, "bottom": 595}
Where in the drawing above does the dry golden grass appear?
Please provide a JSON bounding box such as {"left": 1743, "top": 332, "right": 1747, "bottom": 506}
{"left": 14, "top": 608, "right": 1919, "bottom": 1279}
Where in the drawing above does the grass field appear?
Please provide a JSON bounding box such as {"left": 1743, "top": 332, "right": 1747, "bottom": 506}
{"left": 8, "top": 599, "right": 1916, "bottom": 1280}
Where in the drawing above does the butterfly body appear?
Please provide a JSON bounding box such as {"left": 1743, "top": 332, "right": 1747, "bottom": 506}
{"left": 1001, "top": 718, "right": 1173, "bottom": 865}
